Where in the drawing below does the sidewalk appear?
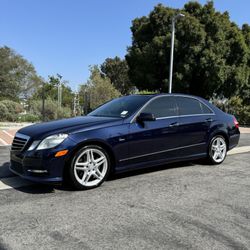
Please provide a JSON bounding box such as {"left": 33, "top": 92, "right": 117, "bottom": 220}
{"left": 0, "top": 130, "right": 15, "bottom": 145}
{"left": 240, "top": 127, "right": 250, "bottom": 133}
{"left": 0, "top": 123, "right": 32, "bottom": 146}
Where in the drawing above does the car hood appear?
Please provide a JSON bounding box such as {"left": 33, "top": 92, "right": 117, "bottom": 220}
{"left": 18, "top": 116, "right": 122, "bottom": 139}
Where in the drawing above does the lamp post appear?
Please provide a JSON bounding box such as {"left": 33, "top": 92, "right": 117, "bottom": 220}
{"left": 168, "top": 13, "right": 185, "bottom": 93}
{"left": 42, "top": 81, "right": 45, "bottom": 122}
{"left": 57, "top": 74, "right": 63, "bottom": 109}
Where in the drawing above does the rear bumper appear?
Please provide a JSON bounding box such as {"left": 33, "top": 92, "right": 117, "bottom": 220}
{"left": 228, "top": 133, "right": 240, "bottom": 150}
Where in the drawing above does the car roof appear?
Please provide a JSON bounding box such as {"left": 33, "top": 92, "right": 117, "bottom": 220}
{"left": 131, "top": 93, "right": 205, "bottom": 100}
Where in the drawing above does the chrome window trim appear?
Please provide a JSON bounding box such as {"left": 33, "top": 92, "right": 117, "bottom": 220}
{"left": 130, "top": 94, "right": 215, "bottom": 123}
{"left": 156, "top": 113, "right": 215, "bottom": 121}
{"left": 175, "top": 95, "right": 214, "bottom": 116}
{"left": 119, "top": 142, "right": 206, "bottom": 162}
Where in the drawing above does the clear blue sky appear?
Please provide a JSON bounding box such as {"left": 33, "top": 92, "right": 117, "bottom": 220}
{"left": 1, "top": 0, "right": 249, "bottom": 90}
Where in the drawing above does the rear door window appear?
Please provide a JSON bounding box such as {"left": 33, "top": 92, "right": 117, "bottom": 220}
{"left": 176, "top": 97, "right": 203, "bottom": 115}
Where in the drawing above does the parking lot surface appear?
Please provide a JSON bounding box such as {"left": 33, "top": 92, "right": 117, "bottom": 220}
{"left": 0, "top": 135, "right": 249, "bottom": 250}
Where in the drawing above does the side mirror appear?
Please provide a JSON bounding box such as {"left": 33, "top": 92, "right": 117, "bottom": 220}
{"left": 136, "top": 112, "right": 156, "bottom": 123}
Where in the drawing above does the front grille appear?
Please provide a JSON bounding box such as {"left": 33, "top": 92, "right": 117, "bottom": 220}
{"left": 11, "top": 133, "right": 30, "bottom": 152}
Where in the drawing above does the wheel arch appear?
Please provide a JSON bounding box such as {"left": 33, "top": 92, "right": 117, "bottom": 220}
{"left": 209, "top": 130, "right": 229, "bottom": 150}
{"left": 63, "top": 139, "right": 116, "bottom": 180}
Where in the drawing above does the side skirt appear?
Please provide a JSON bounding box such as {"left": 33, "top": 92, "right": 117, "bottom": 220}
{"left": 114, "top": 153, "right": 207, "bottom": 174}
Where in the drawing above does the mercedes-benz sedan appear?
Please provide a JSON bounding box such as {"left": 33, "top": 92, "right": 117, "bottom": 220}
{"left": 10, "top": 94, "right": 240, "bottom": 189}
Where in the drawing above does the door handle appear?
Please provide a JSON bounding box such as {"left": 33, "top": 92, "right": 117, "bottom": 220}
{"left": 169, "top": 122, "right": 179, "bottom": 127}
{"left": 205, "top": 118, "right": 213, "bottom": 122}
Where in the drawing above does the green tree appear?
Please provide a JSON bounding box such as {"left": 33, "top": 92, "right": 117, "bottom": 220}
{"left": 79, "top": 66, "right": 121, "bottom": 110}
{"left": 0, "top": 46, "right": 42, "bottom": 101}
{"left": 29, "top": 98, "right": 72, "bottom": 121}
{"left": 31, "top": 74, "right": 74, "bottom": 108}
{"left": 100, "top": 57, "right": 133, "bottom": 94}
{"left": 126, "top": 2, "right": 250, "bottom": 101}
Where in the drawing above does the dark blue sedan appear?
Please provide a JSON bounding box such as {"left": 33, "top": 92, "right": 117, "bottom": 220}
{"left": 10, "top": 94, "right": 240, "bottom": 189}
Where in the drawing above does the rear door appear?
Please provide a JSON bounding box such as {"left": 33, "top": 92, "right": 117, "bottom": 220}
{"left": 175, "top": 96, "right": 214, "bottom": 157}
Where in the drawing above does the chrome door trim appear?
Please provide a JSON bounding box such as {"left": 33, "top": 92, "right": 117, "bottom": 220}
{"left": 155, "top": 113, "right": 216, "bottom": 120}
{"left": 130, "top": 94, "right": 215, "bottom": 123}
{"left": 119, "top": 142, "right": 206, "bottom": 162}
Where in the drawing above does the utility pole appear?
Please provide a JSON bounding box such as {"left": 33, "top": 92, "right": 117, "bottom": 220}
{"left": 57, "top": 74, "right": 62, "bottom": 109}
{"left": 168, "top": 13, "right": 185, "bottom": 93}
{"left": 73, "top": 91, "right": 79, "bottom": 116}
{"left": 42, "top": 82, "right": 45, "bottom": 121}
{"left": 57, "top": 82, "right": 62, "bottom": 108}
{"left": 84, "top": 89, "right": 90, "bottom": 115}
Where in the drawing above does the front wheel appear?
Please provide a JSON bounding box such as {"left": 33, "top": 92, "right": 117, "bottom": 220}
{"left": 208, "top": 135, "right": 227, "bottom": 164}
{"left": 69, "top": 145, "right": 110, "bottom": 190}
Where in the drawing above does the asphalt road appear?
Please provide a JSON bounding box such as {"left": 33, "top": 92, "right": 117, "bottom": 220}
{"left": 0, "top": 135, "right": 250, "bottom": 250}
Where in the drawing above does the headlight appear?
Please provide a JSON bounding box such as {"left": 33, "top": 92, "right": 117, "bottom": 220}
{"left": 27, "top": 140, "right": 40, "bottom": 151}
{"left": 36, "top": 134, "right": 68, "bottom": 150}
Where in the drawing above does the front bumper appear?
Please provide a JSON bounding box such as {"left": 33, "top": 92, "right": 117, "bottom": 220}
{"left": 10, "top": 156, "right": 64, "bottom": 184}
{"left": 9, "top": 139, "right": 76, "bottom": 184}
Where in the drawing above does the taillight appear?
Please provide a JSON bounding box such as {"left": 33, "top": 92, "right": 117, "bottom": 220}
{"left": 233, "top": 117, "right": 239, "bottom": 129}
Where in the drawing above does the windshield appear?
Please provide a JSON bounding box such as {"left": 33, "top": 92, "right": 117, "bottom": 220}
{"left": 88, "top": 95, "right": 152, "bottom": 118}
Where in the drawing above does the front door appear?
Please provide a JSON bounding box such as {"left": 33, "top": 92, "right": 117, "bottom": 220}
{"left": 123, "top": 96, "right": 180, "bottom": 166}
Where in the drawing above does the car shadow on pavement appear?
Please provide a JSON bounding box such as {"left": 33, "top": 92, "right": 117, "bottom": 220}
{"left": 108, "top": 160, "right": 197, "bottom": 181}
{"left": 0, "top": 162, "right": 12, "bottom": 178}
{"left": 1, "top": 159, "right": 208, "bottom": 194}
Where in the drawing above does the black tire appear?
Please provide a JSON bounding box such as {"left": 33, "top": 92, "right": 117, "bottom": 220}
{"left": 207, "top": 135, "right": 227, "bottom": 165}
{"left": 69, "top": 145, "right": 111, "bottom": 190}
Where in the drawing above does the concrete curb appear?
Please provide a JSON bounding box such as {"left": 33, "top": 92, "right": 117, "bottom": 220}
{"left": 240, "top": 127, "right": 250, "bottom": 133}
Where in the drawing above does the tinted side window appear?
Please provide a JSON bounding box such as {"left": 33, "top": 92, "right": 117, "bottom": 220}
{"left": 142, "top": 96, "right": 177, "bottom": 118}
{"left": 200, "top": 102, "right": 213, "bottom": 114}
{"left": 176, "top": 97, "right": 203, "bottom": 115}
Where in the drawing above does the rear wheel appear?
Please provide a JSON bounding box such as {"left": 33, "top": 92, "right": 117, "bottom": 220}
{"left": 69, "top": 145, "right": 110, "bottom": 190}
{"left": 208, "top": 135, "right": 227, "bottom": 164}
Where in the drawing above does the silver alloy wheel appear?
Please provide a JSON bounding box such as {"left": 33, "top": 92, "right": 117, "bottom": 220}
{"left": 73, "top": 148, "right": 108, "bottom": 187}
{"left": 211, "top": 137, "right": 227, "bottom": 163}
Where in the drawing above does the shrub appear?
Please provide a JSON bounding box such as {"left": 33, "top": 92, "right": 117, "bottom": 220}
{"left": 211, "top": 95, "right": 250, "bottom": 125}
{"left": 18, "top": 114, "right": 40, "bottom": 123}
{"left": 29, "top": 98, "right": 73, "bottom": 121}
{"left": 135, "top": 90, "right": 158, "bottom": 95}
{"left": 0, "top": 100, "right": 23, "bottom": 114}
{"left": 228, "top": 96, "right": 250, "bottom": 125}
{"left": 0, "top": 102, "right": 9, "bottom": 121}
{"left": 0, "top": 100, "right": 23, "bottom": 122}
{"left": 57, "top": 107, "right": 72, "bottom": 119}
